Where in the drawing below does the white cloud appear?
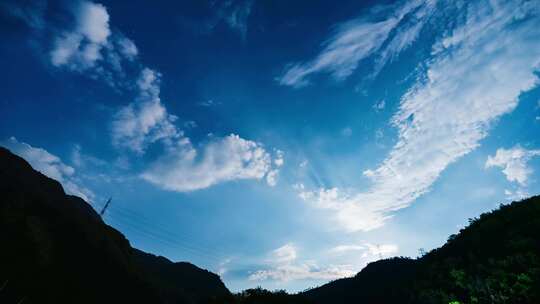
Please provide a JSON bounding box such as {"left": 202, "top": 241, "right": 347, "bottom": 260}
{"left": 274, "top": 150, "right": 285, "bottom": 167}
{"left": 260, "top": 242, "right": 397, "bottom": 283}
{"left": 224, "top": 1, "right": 252, "bottom": 40}
{"left": 278, "top": 0, "right": 433, "bottom": 87}
{"left": 341, "top": 127, "right": 353, "bottom": 137}
{"left": 272, "top": 243, "right": 297, "bottom": 264}
{"left": 50, "top": 1, "right": 111, "bottom": 69}
{"left": 265, "top": 170, "right": 279, "bottom": 187}
{"left": 141, "top": 134, "right": 282, "bottom": 192}
{"left": 213, "top": 0, "right": 253, "bottom": 40}
{"left": 364, "top": 243, "right": 398, "bottom": 257}
{"left": 486, "top": 146, "right": 540, "bottom": 185}
{"left": 248, "top": 262, "right": 355, "bottom": 282}
{"left": 1, "top": 137, "right": 94, "bottom": 202}
{"left": 10, "top": 0, "right": 282, "bottom": 195}
{"left": 77, "top": 1, "right": 110, "bottom": 43}
{"left": 48, "top": 0, "right": 140, "bottom": 85}
{"left": 71, "top": 144, "right": 107, "bottom": 168}
{"left": 266, "top": 150, "right": 284, "bottom": 186}
{"left": 330, "top": 243, "right": 398, "bottom": 259}
{"left": 297, "top": 0, "right": 540, "bottom": 232}
{"left": 371, "top": 0, "right": 436, "bottom": 76}
{"left": 504, "top": 188, "right": 529, "bottom": 201}
{"left": 183, "top": 120, "right": 198, "bottom": 129}
{"left": 329, "top": 245, "right": 365, "bottom": 254}
{"left": 112, "top": 68, "right": 180, "bottom": 153}
{"left": 217, "top": 258, "right": 233, "bottom": 276}
{"left": 116, "top": 35, "right": 138, "bottom": 60}
{"left": 6, "top": 0, "right": 138, "bottom": 84}
{"left": 249, "top": 243, "right": 355, "bottom": 282}
{"left": 373, "top": 99, "right": 386, "bottom": 112}
{"left": 197, "top": 99, "right": 221, "bottom": 107}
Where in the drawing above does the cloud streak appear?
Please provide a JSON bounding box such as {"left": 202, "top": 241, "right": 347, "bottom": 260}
{"left": 278, "top": 0, "right": 434, "bottom": 88}
{"left": 297, "top": 0, "right": 540, "bottom": 232}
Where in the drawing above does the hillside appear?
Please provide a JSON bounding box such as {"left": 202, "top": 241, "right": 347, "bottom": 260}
{"left": 0, "top": 147, "right": 231, "bottom": 304}
{"left": 304, "top": 196, "right": 540, "bottom": 303}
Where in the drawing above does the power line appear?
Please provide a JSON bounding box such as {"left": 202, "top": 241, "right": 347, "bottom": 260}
{"left": 110, "top": 216, "right": 223, "bottom": 264}
{"left": 107, "top": 204, "right": 230, "bottom": 256}
{"left": 95, "top": 198, "right": 232, "bottom": 266}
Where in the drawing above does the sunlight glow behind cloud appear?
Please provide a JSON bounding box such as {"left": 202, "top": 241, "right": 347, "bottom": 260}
{"left": 296, "top": 0, "right": 540, "bottom": 232}
{"left": 249, "top": 243, "right": 356, "bottom": 282}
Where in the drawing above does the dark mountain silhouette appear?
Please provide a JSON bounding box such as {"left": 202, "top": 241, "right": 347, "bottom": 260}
{"left": 2, "top": 145, "right": 540, "bottom": 304}
{"left": 303, "top": 257, "right": 418, "bottom": 303}
{"left": 303, "top": 195, "right": 540, "bottom": 304}
{"left": 133, "top": 249, "right": 231, "bottom": 303}
{"left": 0, "top": 147, "right": 231, "bottom": 304}
{"left": 232, "top": 196, "right": 540, "bottom": 303}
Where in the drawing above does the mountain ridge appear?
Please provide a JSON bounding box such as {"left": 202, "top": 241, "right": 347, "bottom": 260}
{"left": 0, "top": 146, "right": 231, "bottom": 304}
{"left": 302, "top": 195, "right": 540, "bottom": 303}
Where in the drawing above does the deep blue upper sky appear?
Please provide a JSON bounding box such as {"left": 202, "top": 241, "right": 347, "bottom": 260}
{"left": 1, "top": 0, "right": 540, "bottom": 292}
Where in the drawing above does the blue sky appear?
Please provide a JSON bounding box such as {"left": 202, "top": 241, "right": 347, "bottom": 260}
{"left": 1, "top": 0, "right": 540, "bottom": 292}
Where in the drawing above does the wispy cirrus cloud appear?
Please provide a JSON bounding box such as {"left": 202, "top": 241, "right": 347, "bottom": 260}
{"left": 215, "top": 0, "right": 253, "bottom": 41}
{"left": 296, "top": 0, "right": 540, "bottom": 232}
{"left": 278, "top": 0, "right": 435, "bottom": 88}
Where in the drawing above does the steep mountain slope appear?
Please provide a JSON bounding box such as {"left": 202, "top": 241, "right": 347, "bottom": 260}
{"left": 0, "top": 147, "right": 230, "bottom": 304}
{"left": 133, "top": 249, "right": 231, "bottom": 303}
{"left": 304, "top": 196, "right": 540, "bottom": 304}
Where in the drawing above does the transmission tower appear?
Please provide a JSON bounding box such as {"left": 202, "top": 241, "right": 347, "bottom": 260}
{"left": 99, "top": 197, "right": 112, "bottom": 218}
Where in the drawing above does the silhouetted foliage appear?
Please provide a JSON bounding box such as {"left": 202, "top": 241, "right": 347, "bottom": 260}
{"left": 232, "top": 287, "right": 312, "bottom": 304}
{"left": 303, "top": 196, "right": 540, "bottom": 304}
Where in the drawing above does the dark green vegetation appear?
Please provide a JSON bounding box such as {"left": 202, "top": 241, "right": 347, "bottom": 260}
{"left": 1, "top": 145, "right": 539, "bottom": 303}
{"left": 302, "top": 196, "right": 540, "bottom": 304}
{"left": 0, "top": 147, "right": 231, "bottom": 303}
{"left": 250, "top": 195, "right": 540, "bottom": 304}
{"left": 233, "top": 197, "right": 540, "bottom": 304}
{"left": 233, "top": 288, "right": 312, "bottom": 304}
